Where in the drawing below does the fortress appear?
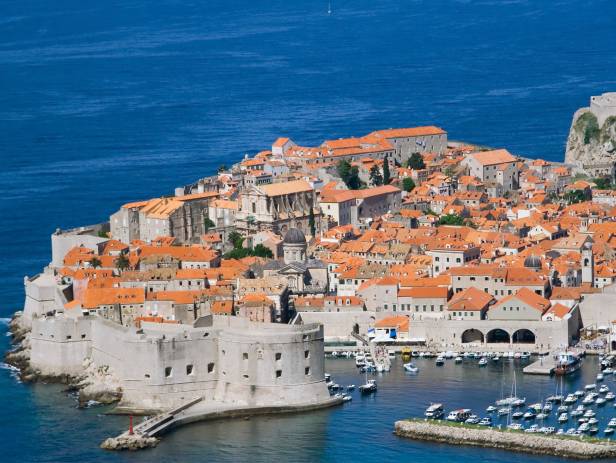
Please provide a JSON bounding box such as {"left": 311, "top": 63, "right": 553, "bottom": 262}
{"left": 590, "top": 92, "right": 616, "bottom": 127}
{"left": 29, "top": 312, "right": 331, "bottom": 413}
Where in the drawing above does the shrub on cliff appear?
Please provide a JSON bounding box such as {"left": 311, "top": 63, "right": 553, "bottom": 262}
{"left": 575, "top": 112, "right": 600, "bottom": 144}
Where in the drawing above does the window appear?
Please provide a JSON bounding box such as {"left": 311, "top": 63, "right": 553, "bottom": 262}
{"left": 275, "top": 352, "right": 282, "bottom": 361}
{"left": 208, "top": 362, "right": 215, "bottom": 373}
{"left": 305, "top": 367, "right": 311, "bottom": 375}
{"left": 164, "top": 367, "right": 173, "bottom": 378}
{"left": 145, "top": 374, "right": 150, "bottom": 378}
{"left": 186, "top": 365, "right": 194, "bottom": 375}
{"left": 304, "top": 350, "right": 310, "bottom": 359}
{"left": 243, "top": 353, "right": 249, "bottom": 360}
{"left": 276, "top": 370, "right": 282, "bottom": 378}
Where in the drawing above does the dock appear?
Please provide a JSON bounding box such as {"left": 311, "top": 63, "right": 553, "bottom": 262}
{"left": 523, "top": 356, "right": 557, "bottom": 375}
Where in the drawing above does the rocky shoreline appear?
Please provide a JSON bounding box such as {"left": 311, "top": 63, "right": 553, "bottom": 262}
{"left": 3, "top": 312, "right": 122, "bottom": 407}
{"left": 394, "top": 419, "right": 616, "bottom": 460}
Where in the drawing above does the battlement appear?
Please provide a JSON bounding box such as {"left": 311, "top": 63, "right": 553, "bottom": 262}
{"left": 590, "top": 92, "right": 616, "bottom": 127}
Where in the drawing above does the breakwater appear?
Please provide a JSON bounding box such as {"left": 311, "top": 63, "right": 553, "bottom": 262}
{"left": 394, "top": 420, "right": 616, "bottom": 460}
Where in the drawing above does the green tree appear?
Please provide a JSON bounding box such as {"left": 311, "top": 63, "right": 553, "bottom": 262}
{"left": 115, "top": 254, "right": 130, "bottom": 271}
{"left": 369, "top": 164, "right": 383, "bottom": 186}
{"left": 203, "top": 217, "right": 216, "bottom": 232}
{"left": 592, "top": 177, "right": 612, "bottom": 190}
{"left": 228, "top": 231, "right": 244, "bottom": 249}
{"left": 564, "top": 190, "right": 587, "bottom": 205}
{"left": 253, "top": 244, "right": 274, "bottom": 258}
{"left": 309, "top": 207, "right": 316, "bottom": 237}
{"left": 402, "top": 177, "right": 415, "bottom": 192}
{"left": 89, "top": 257, "right": 102, "bottom": 268}
{"left": 383, "top": 156, "right": 391, "bottom": 184}
{"left": 407, "top": 152, "right": 425, "bottom": 170}
{"left": 97, "top": 230, "right": 108, "bottom": 238}
{"left": 437, "top": 214, "right": 465, "bottom": 226}
{"left": 337, "top": 160, "right": 361, "bottom": 190}
{"left": 223, "top": 248, "right": 253, "bottom": 259}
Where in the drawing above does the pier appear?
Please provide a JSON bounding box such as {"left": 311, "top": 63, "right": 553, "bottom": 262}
{"left": 394, "top": 419, "right": 616, "bottom": 460}
{"left": 102, "top": 396, "right": 343, "bottom": 450}
{"left": 523, "top": 356, "right": 558, "bottom": 375}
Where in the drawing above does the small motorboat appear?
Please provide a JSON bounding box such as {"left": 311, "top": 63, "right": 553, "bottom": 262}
{"left": 479, "top": 417, "right": 492, "bottom": 426}
{"left": 605, "top": 428, "right": 615, "bottom": 435}
{"left": 583, "top": 409, "right": 596, "bottom": 418}
{"left": 478, "top": 357, "right": 488, "bottom": 367}
{"left": 558, "top": 413, "right": 568, "bottom": 423}
{"left": 435, "top": 356, "right": 445, "bottom": 366}
{"left": 585, "top": 384, "right": 597, "bottom": 391}
{"left": 346, "top": 385, "right": 355, "bottom": 391}
{"left": 525, "top": 424, "right": 539, "bottom": 433}
{"left": 536, "top": 412, "right": 548, "bottom": 420}
{"left": 497, "top": 407, "right": 511, "bottom": 416}
{"left": 564, "top": 394, "right": 577, "bottom": 405}
{"left": 508, "top": 423, "right": 523, "bottom": 430}
{"left": 523, "top": 410, "right": 537, "bottom": 420}
{"left": 403, "top": 362, "right": 419, "bottom": 373}
{"left": 596, "top": 397, "right": 607, "bottom": 406}
{"left": 492, "top": 356, "right": 500, "bottom": 362}
{"left": 486, "top": 405, "right": 497, "bottom": 413}
{"left": 606, "top": 392, "right": 616, "bottom": 401}
{"left": 574, "top": 390, "right": 585, "bottom": 397}
{"left": 465, "top": 415, "right": 480, "bottom": 425}
{"left": 542, "top": 403, "right": 553, "bottom": 413}
{"left": 359, "top": 379, "right": 377, "bottom": 394}
{"left": 599, "top": 385, "right": 610, "bottom": 394}
{"left": 512, "top": 411, "right": 523, "bottom": 419}
{"left": 597, "top": 373, "right": 604, "bottom": 382}
{"left": 342, "top": 394, "right": 352, "bottom": 402}
{"left": 589, "top": 427, "right": 599, "bottom": 435}
{"left": 604, "top": 367, "right": 614, "bottom": 375}
{"left": 543, "top": 427, "right": 556, "bottom": 434}
{"left": 578, "top": 422, "right": 590, "bottom": 432}
{"left": 557, "top": 405, "right": 568, "bottom": 413}
{"left": 608, "top": 418, "right": 616, "bottom": 428}
{"left": 545, "top": 395, "right": 564, "bottom": 403}
{"left": 454, "top": 356, "right": 463, "bottom": 364}
{"left": 588, "top": 417, "right": 599, "bottom": 425}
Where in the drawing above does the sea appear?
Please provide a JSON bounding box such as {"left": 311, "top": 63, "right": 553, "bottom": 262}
{"left": 1, "top": 0, "right": 616, "bottom": 461}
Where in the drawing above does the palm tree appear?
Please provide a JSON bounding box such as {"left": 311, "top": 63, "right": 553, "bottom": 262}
{"left": 89, "top": 257, "right": 102, "bottom": 268}
{"left": 115, "top": 254, "right": 130, "bottom": 271}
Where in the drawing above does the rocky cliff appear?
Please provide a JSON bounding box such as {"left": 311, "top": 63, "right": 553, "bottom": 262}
{"left": 565, "top": 108, "right": 616, "bottom": 169}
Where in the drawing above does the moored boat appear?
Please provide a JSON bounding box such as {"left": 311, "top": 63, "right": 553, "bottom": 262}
{"left": 554, "top": 352, "right": 582, "bottom": 376}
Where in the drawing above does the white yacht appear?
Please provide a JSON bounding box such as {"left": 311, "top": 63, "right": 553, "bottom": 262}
{"left": 425, "top": 403, "right": 444, "bottom": 419}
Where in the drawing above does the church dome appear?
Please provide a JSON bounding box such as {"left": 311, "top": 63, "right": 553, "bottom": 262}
{"left": 524, "top": 254, "right": 542, "bottom": 269}
{"left": 283, "top": 228, "right": 306, "bottom": 245}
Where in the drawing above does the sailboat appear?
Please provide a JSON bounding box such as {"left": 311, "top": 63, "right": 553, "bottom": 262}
{"left": 327, "top": 1, "right": 332, "bottom": 15}
{"left": 496, "top": 368, "right": 525, "bottom": 406}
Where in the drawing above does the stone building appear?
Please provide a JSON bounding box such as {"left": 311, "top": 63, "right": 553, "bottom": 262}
{"left": 235, "top": 180, "right": 321, "bottom": 236}
{"left": 262, "top": 229, "right": 328, "bottom": 295}
{"left": 110, "top": 192, "right": 218, "bottom": 244}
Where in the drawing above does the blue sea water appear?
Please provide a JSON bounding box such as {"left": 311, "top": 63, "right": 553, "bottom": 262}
{"left": 1, "top": 0, "right": 616, "bottom": 461}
